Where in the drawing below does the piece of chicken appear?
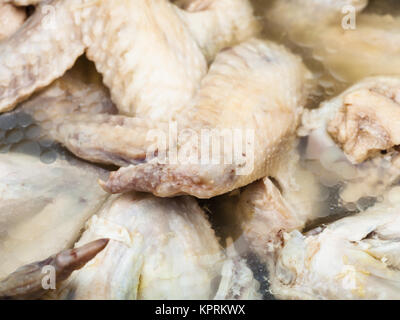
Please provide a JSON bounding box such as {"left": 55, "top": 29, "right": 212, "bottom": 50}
{"left": 265, "top": 0, "right": 400, "bottom": 84}
{"left": 232, "top": 141, "right": 325, "bottom": 260}
{"left": 268, "top": 199, "right": 400, "bottom": 299}
{"left": 0, "top": 2, "right": 26, "bottom": 40}
{"left": 299, "top": 76, "right": 400, "bottom": 206}
{"left": 302, "top": 76, "right": 400, "bottom": 163}
{"left": 37, "top": 39, "right": 312, "bottom": 198}
{"left": 0, "top": 239, "right": 108, "bottom": 300}
{"left": 214, "top": 239, "right": 262, "bottom": 300}
{"left": 0, "top": 152, "right": 109, "bottom": 280}
{"left": 11, "top": 67, "right": 117, "bottom": 144}
{"left": 47, "top": 193, "right": 260, "bottom": 300}
{"left": 265, "top": 0, "right": 368, "bottom": 46}
{"left": 0, "top": 0, "right": 258, "bottom": 115}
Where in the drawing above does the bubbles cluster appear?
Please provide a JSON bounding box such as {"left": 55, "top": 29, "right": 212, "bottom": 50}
{"left": 0, "top": 111, "right": 59, "bottom": 164}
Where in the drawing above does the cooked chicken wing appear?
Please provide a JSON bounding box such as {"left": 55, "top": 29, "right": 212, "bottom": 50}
{"left": 0, "top": 0, "right": 257, "bottom": 115}
{"left": 0, "top": 152, "right": 109, "bottom": 280}
{"left": 48, "top": 193, "right": 260, "bottom": 300}
{"left": 268, "top": 200, "right": 400, "bottom": 299}
{"left": 265, "top": 0, "right": 400, "bottom": 84}
{"left": 0, "top": 2, "right": 26, "bottom": 40}
{"left": 0, "top": 239, "right": 108, "bottom": 300}
{"left": 20, "top": 39, "right": 312, "bottom": 198}
{"left": 90, "top": 40, "right": 312, "bottom": 198}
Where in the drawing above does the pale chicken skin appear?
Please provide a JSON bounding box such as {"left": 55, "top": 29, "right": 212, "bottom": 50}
{"left": 48, "top": 193, "right": 260, "bottom": 300}
{"left": 299, "top": 77, "right": 400, "bottom": 208}
{"left": 17, "top": 39, "right": 313, "bottom": 198}
{"left": 0, "top": 152, "right": 109, "bottom": 280}
{"left": 268, "top": 200, "right": 400, "bottom": 300}
{"left": 265, "top": 0, "right": 400, "bottom": 84}
{"left": 0, "top": 2, "right": 26, "bottom": 40}
{"left": 232, "top": 142, "right": 324, "bottom": 260}
{"left": 44, "top": 40, "right": 313, "bottom": 198}
{"left": 0, "top": 0, "right": 258, "bottom": 115}
{"left": 302, "top": 76, "right": 400, "bottom": 164}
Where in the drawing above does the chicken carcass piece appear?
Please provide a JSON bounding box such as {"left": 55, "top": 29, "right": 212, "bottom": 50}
{"left": 303, "top": 76, "right": 400, "bottom": 164}
{"left": 268, "top": 200, "right": 400, "bottom": 299}
{"left": 0, "top": 152, "right": 109, "bottom": 280}
{"left": 265, "top": 1, "right": 400, "bottom": 84}
{"left": 0, "top": 0, "right": 85, "bottom": 113}
{"left": 233, "top": 142, "right": 324, "bottom": 260}
{"left": 0, "top": 239, "right": 108, "bottom": 300}
{"left": 49, "top": 193, "right": 260, "bottom": 300}
{"left": 59, "top": 39, "right": 311, "bottom": 198}
{"left": 299, "top": 76, "right": 400, "bottom": 205}
{"left": 0, "top": 2, "right": 26, "bottom": 40}
{"left": 214, "top": 239, "right": 262, "bottom": 300}
{"left": 265, "top": 0, "right": 368, "bottom": 46}
{"left": 12, "top": 68, "right": 117, "bottom": 145}
{"left": 0, "top": 0, "right": 257, "bottom": 115}
{"left": 173, "top": 0, "right": 259, "bottom": 62}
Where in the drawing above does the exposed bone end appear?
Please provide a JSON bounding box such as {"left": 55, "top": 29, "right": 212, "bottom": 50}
{"left": 0, "top": 239, "right": 109, "bottom": 300}
{"left": 235, "top": 177, "right": 306, "bottom": 261}
{"left": 328, "top": 87, "right": 400, "bottom": 163}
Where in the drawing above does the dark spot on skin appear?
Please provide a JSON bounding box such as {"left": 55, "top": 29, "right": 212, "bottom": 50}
{"left": 220, "top": 46, "right": 233, "bottom": 53}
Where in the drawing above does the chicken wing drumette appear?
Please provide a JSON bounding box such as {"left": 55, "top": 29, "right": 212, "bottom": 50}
{"left": 0, "top": 0, "right": 258, "bottom": 115}
{"left": 19, "top": 39, "right": 314, "bottom": 198}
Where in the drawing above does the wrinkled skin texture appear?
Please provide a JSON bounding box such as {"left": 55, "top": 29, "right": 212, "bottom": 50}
{"left": 299, "top": 77, "right": 400, "bottom": 206}
{"left": 94, "top": 40, "right": 313, "bottom": 198}
{"left": 264, "top": 0, "right": 400, "bottom": 84}
{"left": 0, "top": 152, "right": 109, "bottom": 279}
{"left": 328, "top": 84, "right": 400, "bottom": 164}
{"left": 302, "top": 76, "right": 400, "bottom": 163}
{"left": 13, "top": 67, "right": 118, "bottom": 145}
{"left": 0, "top": 0, "right": 85, "bottom": 113}
{"left": 0, "top": 2, "right": 26, "bottom": 40}
{"left": 0, "top": 239, "right": 108, "bottom": 300}
{"left": 48, "top": 193, "right": 260, "bottom": 300}
{"left": 0, "top": 0, "right": 258, "bottom": 115}
{"left": 233, "top": 142, "right": 324, "bottom": 260}
{"left": 268, "top": 200, "right": 400, "bottom": 299}
{"left": 22, "top": 39, "right": 313, "bottom": 198}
